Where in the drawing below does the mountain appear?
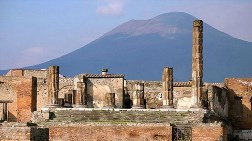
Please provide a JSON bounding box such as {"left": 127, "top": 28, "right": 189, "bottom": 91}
{"left": 2, "top": 12, "right": 252, "bottom": 82}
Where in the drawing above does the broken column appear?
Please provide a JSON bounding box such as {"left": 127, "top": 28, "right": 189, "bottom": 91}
{"left": 103, "top": 93, "right": 116, "bottom": 108}
{"left": 191, "top": 20, "right": 203, "bottom": 107}
{"left": 2, "top": 103, "right": 8, "bottom": 121}
{"left": 73, "top": 81, "right": 87, "bottom": 108}
{"left": 162, "top": 67, "right": 173, "bottom": 108}
{"left": 64, "top": 92, "right": 73, "bottom": 107}
{"left": 132, "top": 82, "right": 145, "bottom": 109}
{"left": 47, "top": 66, "right": 60, "bottom": 107}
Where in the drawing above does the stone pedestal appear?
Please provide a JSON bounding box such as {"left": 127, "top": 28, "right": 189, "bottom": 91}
{"left": 132, "top": 83, "right": 145, "bottom": 109}
{"left": 47, "top": 66, "right": 60, "bottom": 107}
{"left": 162, "top": 67, "right": 173, "bottom": 108}
{"left": 191, "top": 20, "right": 203, "bottom": 108}
{"left": 73, "top": 82, "right": 87, "bottom": 108}
{"left": 103, "top": 93, "right": 115, "bottom": 108}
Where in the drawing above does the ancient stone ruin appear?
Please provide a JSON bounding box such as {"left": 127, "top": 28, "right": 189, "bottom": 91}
{"left": 0, "top": 20, "right": 252, "bottom": 141}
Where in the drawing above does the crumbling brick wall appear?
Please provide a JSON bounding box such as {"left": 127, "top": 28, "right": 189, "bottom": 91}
{"left": 23, "top": 69, "right": 47, "bottom": 78}
{"left": 192, "top": 125, "right": 227, "bottom": 141}
{"left": 49, "top": 124, "right": 172, "bottom": 141}
{"left": 0, "top": 126, "right": 49, "bottom": 140}
{"left": 6, "top": 69, "right": 23, "bottom": 76}
{"left": 0, "top": 76, "right": 36, "bottom": 122}
{"left": 5, "top": 69, "right": 48, "bottom": 111}
{"left": 125, "top": 80, "right": 192, "bottom": 109}
{"left": 0, "top": 127, "right": 31, "bottom": 140}
{"left": 207, "top": 85, "right": 229, "bottom": 118}
{"left": 5, "top": 69, "right": 47, "bottom": 78}
{"left": 125, "top": 80, "right": 163, "bottom": 109}
{"left": 225, "top": 78, "right": 252, "bottom": 129}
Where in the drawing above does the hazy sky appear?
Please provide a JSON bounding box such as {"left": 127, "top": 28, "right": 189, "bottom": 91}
{"left": 1, "top": 0, "right": 252, "bottom": 70}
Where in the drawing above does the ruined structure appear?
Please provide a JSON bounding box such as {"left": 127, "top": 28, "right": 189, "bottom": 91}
{"left": 0, "top": 20, "right": 251, "bottom": 141}
{"left": 73, "top": 81, "right": 87, "bottom": 108}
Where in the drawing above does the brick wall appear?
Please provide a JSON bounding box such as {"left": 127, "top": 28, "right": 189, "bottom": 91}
{"left": 192, "top": 125, "right": 226, "bottom": 141}
{"left": 0, "top": 76, "right": 36, "bottom": 122}
{"left": 0, "top": 126, "right": 49, "bottom": 141}
{"left": 0, "top": 127, "right": 31, "bottom": 140}
{"left": 49, "top": 124, "right": 172, "bottom": 141}
{"left": 208, "top": 86, "right": 229, "bottom": 118}
{"left": 16, "top": 77, "right": 36, "bottom": 121}
{"left": 23, "top": 69, "right": 47, "bottom": 78}
{"left": 225, "top": 78, "right": 252, "bottom": 129}
{"left": 8, "top": 69, "right": 23, "bottom": 76}
{"left": 6, "top": 69, "right": 47, "bottom": 78}
{"left": 4, "top": 69, "right": 48, "bottom": 111}
{"left": 0, "top": 124, "right": 229, "bottom": 141}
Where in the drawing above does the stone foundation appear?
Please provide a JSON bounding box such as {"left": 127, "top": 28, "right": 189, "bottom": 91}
{"left": 0, "top": 123, "right": 228, "bottom": 141}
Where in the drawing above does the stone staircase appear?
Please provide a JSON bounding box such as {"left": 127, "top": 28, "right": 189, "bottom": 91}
{"left": 46, "top": 109, "right": 204, "bottom": 125}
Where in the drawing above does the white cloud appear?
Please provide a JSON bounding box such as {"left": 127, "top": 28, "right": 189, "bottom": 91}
{"left": 13, "top": 47, "right": 48, "bottom": 68}
{"left": 23, "top": 47, "right": 45, "bottom": 55}
{"left": 96, "top": 0, "right": 124, "bottom": 16}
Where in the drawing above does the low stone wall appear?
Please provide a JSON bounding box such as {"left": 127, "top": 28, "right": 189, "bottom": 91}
{"left": 0, "top": 123, "right": 228, "bottom": 141}
{"left": 0, "top": 126, "right": 49, "bottom": 141}
{"left": 49, "top": 124, "right": 172, "bottom": 141}
{"left": 0, "top": 126, "right": 30, "bottom": 140}
{"left": 192, "top": 124, "right": 227, "bottom": 141}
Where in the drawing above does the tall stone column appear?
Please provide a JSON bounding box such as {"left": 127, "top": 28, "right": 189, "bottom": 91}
{"left": 73, "top": 82, "right": 87, "bottom": 108}
{"left": 162, "top": 67, "right": 173, "bottom": 108}
{"left": 191, "top": 20, "right": 203, "bottom": 107}
{"left": 47, "top": 66, "right": 60, "bottom": 107}
{"left": 132, "top": 82, "right": 145, "bottom": 109}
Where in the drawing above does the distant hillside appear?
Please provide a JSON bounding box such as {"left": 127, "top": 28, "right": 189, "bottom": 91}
{"left": 1, "top": 12, "right": 252, "bottom": 82}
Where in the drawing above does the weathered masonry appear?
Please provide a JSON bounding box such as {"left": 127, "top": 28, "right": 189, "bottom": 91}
{"left": 162, "top": 67, "right": 174, "bottom": 108}
{"left": 47, "top": 66, "right": 60, "bottom": 107}
{"left": 191, "top": 20, "right": 203, "bottom": 108}
{"left": 0, "top": 20, "right": 251, "bottom": 141}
